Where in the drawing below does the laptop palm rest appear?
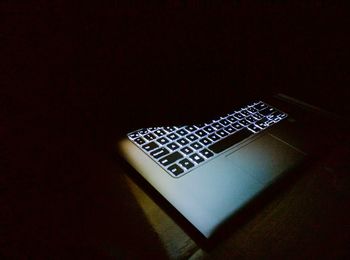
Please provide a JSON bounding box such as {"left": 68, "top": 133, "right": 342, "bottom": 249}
{"left": 226, "top": 133, "right": 305, "bottom": 185}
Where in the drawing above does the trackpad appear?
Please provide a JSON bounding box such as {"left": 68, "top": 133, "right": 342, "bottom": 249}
{"left": 226, "top": 134, "right": 305, "bottom": 185}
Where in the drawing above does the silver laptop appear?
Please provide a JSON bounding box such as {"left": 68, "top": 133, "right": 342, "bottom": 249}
{"left": 117, "top": 99, "right": 306, "bottom": 238}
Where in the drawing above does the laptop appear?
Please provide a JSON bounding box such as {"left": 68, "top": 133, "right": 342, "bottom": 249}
{"left": 117, "top": 95, "right": 307, "bottom": 238}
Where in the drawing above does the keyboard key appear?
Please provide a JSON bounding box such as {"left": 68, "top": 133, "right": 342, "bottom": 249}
{"left": 224, "top": 126, "right": 236, "bottom": 134}
{"left": 255, "top": 118, "right": 269, "bottom": 128}
{"left": 209, "top": 128, "right": 252, "bottom": 154}
{"left": 178, "top": 158, "right": 194, "bottom": 170}
{"left": 177, "top": 138, "right": 190, "bottom": 146}
{"left": 259, "top": 107, "right": 275, "bottom": 116}
{"left": 195, "top": 130, "right": 207, "bottom": 137}
{"left": 208, "top": 133, "right": 220, "bottom": 141}
{"left": 199, "top": 137, "right": 212, "bottom": 146}
{"left": 186, "top": 133, "right": 199, "bottom": 141}
{"left": 216, "top": 129, "right": 229, "bottom": 137}
{"left": 138, "top": 129, "right": 149, "bottom": 135}
{"left": 247, "top": 124, "right": 262, "bottom": 133}
{"left": 164, "top": 126, "right": 177, "bottom": 132}
{"left": 279, "top": 113, "right": 287, "bottom": 119}
{"left": 212, "top": 122, "right": 224, "bottom": 130}
{"left": 144, "top": 133, "right": 157, "bottom": 141}
{"left": 233, "top": 113, "right": 244, "bottom": 120}
{"left": 226, "top": 115, "right": 236, "bottom": 123}
{"left": 176, "top": 128, "right": 189, "bottom": 136}
{"left": 268, "top": 111, "right": 286, "bottom": 121}
{"left": 167, "top": 133, "right": 179, "bottom": 140}
{"left": 180, "top": 146, "right": 194, "bottom": 155}
{"left": 239, "top": 119, "right": 250, "bottom": 126}
{"left": 167, "top": 142, "right": 180, "bottom": 151}
{"left": 212, "top": 117, "right": 222, "bottom": 122}
{"left": 189, "top": 153, "right": 205, "bottom": 164}
{"left": 157, "top": 137, "right": 170, "bottom": 145}
{"left": 203, "top": 125, "right": 215, "bottom": 133}
{"left": 219, "top": 119, "right": 230, "bottom": 126}
{"left": 267, "top": 111, "right": 279, "bottom": 120}
{"left": 154, "top": 129, "right": 166, "bottom": 137}
{"left": 200, "top": 148, "right": 214, "bottom": 158}
{"left": 247, "top": 107, "right": 258, "bottom": 113}
{"left": 252, "top": 113, "right": 264, "bottom": 120}
{"left": 128, "top": 132, "right": 140, "bottom": 139}
{"left": 185, "top": 125, "right": 197, "bottom": 132}
{"left": 240, "top": 110, "right": 250, "bottom": 116}
{"left": 190, "top": 142, "right": 203, "bottom": 150}
{"left": 168, "top": 164, "right": 184, "bottom": 176}
{"left": 265, "top": 119, "right": 275, "bottom": 126}
{"left": 205, "top": 119, "right": 216, "bottom": 125}
{"left": 231, "top": 122, "right": 243, "bottom": 130}
{"left": 135, "top": 137, "right": 146, "bottom": 145}
{"left": 142, "top": 141, "right": 159, "bottom": 152}
{"left": 271, "top": 112, "right": 286, "bottom": 119}
{"left": 150, "top": 147, "right": 170, "bottom": 159}
{"left": 254, "top": 102, "right": 268, "bottom": 110}
{"left": 159, "top": 152, "right": 183, "bottom": 166}
{"left": 195, "top": 123, "right": 206, "bottom": 128}
{"left": 245, "top": 115, "right": 256, "bottom": 123}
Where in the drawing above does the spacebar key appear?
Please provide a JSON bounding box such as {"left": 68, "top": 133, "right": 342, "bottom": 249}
{"left": 208, "top": 128, "right": 253, "bottom": 154}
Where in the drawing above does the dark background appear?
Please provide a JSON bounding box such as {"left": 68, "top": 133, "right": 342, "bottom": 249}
{"left": 1, "top": 1, "right": 349, "bottom": 258}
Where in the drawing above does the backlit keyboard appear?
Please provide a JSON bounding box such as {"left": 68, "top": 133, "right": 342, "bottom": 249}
{"left": 127, "top": 101, "right": 287, "bottom": 177}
